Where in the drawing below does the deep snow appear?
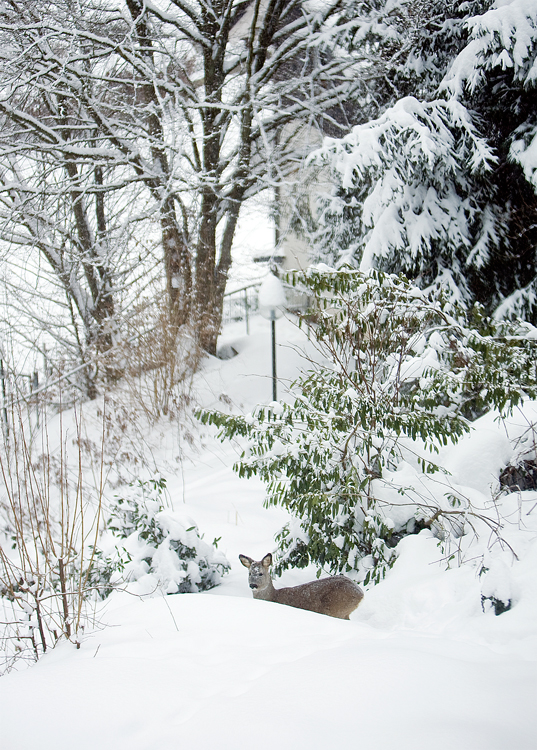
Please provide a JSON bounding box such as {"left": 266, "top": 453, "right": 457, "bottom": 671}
{"left": 0, "top": 314, "right": 536, "bottom": 750}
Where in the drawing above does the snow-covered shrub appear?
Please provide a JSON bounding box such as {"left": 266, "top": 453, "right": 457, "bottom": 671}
{"left": 200, "top": 268, "right": 537, "bottom": 583}
{"left": 0, "top": 405, "right": 109, "bottom": 671}
{"left": 87, "top": 478, "right": 230, "bottom": 598}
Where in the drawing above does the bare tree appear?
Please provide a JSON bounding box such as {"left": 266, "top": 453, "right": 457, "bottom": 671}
{"left": 0, "top": 1, "right": 161, "bottom": 394}
{"left": 0, "top": 0, "right": 360, "bottom": 363}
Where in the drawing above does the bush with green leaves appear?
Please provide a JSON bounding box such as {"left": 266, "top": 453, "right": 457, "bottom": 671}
{"left": 87, "top": 477, "right": 230, "bottom": 598}
{"left": 200, "top": 268, "right": 537, "bottom": 583}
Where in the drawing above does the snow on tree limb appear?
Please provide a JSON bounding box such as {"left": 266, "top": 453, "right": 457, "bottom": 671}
{"left": 443, "top": 0, "right": 537, "bottom": 95}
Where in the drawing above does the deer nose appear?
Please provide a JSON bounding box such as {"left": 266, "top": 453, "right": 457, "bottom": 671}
{"left": 250, "top": 583, "right": 258, "bottom": 589}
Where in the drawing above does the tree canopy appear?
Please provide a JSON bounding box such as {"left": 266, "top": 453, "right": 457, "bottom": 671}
{"left": 0, "top": 0, "right": 361, "bottom": 388}
{"left": 310, "top": 0, "right": 537, "bottom": 323}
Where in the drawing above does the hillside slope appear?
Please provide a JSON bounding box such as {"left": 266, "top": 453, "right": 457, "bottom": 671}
{"left": 0, "top": 315, "right": 536, "bottom": 750}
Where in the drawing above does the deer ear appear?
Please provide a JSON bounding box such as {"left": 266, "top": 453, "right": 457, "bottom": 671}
{"left": 261, "top": 553, "right": 273, "bottom": 568}
{"left": 239, "top": 554, "right": 253, "bottom": 569}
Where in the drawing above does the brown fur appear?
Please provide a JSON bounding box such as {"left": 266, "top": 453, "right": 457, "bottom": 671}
{"left": 239, "top": 553, "right": 364, "bottom": 620}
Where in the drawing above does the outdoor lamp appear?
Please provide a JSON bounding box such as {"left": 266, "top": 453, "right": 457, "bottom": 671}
{"left": 258, "top": 272, "right": 286, "bottom": 401}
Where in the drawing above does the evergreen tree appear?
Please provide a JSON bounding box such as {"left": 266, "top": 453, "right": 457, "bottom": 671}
{"left": 311, "top": 1, "right": 537, "bottom": 322}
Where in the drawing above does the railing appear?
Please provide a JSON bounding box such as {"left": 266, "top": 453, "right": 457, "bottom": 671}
{"left": 222, "top": 282, "right": 261, "bottom": 334}
{"left": 0, "top": 279, "right": 310, "bottom": 435}
{"left": 222, "top": 280, "right": 310, "bottom": 333}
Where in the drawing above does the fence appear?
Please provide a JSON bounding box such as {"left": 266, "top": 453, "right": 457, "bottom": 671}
{"left": 0, "top": 279, "right": 310, "bottom": 434}
{"left": 0, "top": 360, "right": 43, "bottom": 437}
{"left": 222, "top": 280, "right": 310, "bottom": 333}
{"left": 221, "top": 282, "right": 260, "bottom": 334}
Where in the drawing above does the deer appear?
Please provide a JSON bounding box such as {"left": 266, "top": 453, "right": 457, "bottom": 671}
{"left": 239, "top": 553, "right": 364, "bottom": 620}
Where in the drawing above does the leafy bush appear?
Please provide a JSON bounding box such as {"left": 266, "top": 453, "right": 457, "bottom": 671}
{"left": 87, "top": 478, "right": 230, "bottom": 598}
{"left": 200, "top": 267, "right": 537, "bottom": 583}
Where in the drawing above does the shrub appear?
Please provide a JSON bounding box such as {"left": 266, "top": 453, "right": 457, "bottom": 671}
{"left": 200, "top": 267, "right": 537, "bottom": 583}
{"left": 0, "top": 403, "right": 105, "bottom": 672}
{"left": 87, "top": 477, "right": 230, "bottom": 598}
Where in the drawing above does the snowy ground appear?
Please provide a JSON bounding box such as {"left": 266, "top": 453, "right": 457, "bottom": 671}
{"left": 1, "top": 315, "right": 536, "bottom": 750}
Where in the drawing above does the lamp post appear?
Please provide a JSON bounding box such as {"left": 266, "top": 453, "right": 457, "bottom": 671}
{"left": 258, "top": 272, "right": 286, "bottom": 402}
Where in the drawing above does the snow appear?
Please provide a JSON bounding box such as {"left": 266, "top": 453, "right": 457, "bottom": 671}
{"left": 511, "top": 131, "right": 537, "bottom": 189}
{"left": 1, "top": 315, "right": 537, "bottom": 749}
{"left": 2, "top": 593, "right": 534, "bottom": 750}
{"left": 313, "top": 96, "right": 497, "bottom": 276}
{"left": 257, "top": 272, "right": 287, "bottom": 313}
{"left": 443, "top": 0, "right": 537, "bottom": 93}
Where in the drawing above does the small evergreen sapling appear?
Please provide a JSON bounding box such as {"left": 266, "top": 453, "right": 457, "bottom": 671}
{"left": 200, "top": 268, "right": 537, "bottom": 583}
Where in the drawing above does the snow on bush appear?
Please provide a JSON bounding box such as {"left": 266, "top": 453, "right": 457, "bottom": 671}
{"left": 201, "top": 268, "right": 537, "bottom": 585}
{"left": 87, "top": 477, "right": 230, "bottom": 598}
{"left": 444, "top": 0, "right": 537, "bottom": 95}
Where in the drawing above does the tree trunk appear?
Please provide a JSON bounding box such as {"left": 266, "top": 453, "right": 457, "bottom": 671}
{"left": 161, "top": 197, "right": 192, "bottom": 332}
